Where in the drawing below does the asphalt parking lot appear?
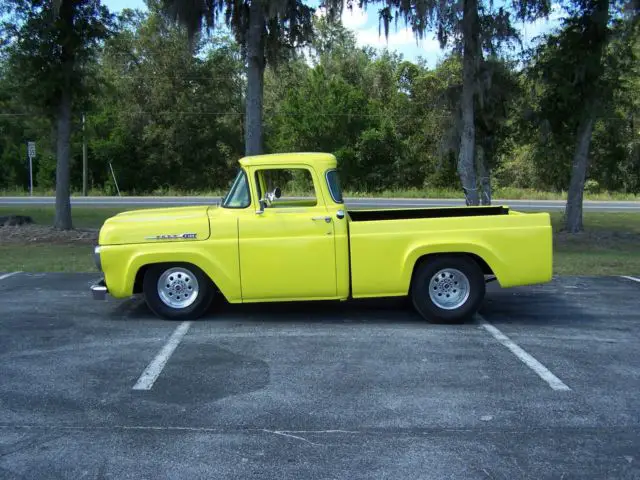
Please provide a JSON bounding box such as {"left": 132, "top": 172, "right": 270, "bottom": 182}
{"left": 1, "top": 272, "right": 639, "bottom": 479}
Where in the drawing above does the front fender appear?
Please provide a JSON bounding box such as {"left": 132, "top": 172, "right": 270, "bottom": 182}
{"left": 100, "top": 240, "right": 241, "bottom": 302}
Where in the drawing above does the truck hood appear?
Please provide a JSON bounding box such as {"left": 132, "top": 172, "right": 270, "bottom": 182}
{"left": 98, "top": 205, "right": 212, "bottom": 246}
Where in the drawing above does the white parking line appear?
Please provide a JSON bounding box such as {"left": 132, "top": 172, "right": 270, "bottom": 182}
{"left": 621, "top": 275, "right": 640, "bottom": 284}
{"left": 132, "top": 321, "right": 192, "bottom": 391}
{"left": 477, "top": 315, "right": 571, "bottom": 391}
{"left": 0, "top": 271, "right": 21, "bottom": 281}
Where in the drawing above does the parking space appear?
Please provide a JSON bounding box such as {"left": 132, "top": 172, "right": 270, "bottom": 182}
{"left": 480, "top": 276, "right": 640, "bottom": 429}
{"left": 1, "top": 272, "right": 639, "bottom": 479}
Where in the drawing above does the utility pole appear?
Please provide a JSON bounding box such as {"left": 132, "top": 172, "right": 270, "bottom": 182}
{"left": 82, "top": 113, "right": 88, "bottom": 196}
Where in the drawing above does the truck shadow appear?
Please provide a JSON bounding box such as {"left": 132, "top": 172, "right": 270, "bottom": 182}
{"left": 118, "top": 278, "right": 601, "bottom": 327}
{"left": 120, "top": 295, "right": 428, "bottom": 325}
{"left": 211, "top": 297, "right": 427, "bottom": 324}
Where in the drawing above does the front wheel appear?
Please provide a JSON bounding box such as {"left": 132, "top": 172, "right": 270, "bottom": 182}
{"left": 411, "top": 255, "right": 486, "bottom": 324}
{"left": 143, "top": 263, "right": 214, "bottom": 320}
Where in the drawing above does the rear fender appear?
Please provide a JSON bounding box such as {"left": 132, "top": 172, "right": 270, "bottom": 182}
{"left": 402, "top": 242, "right": 505, "bottom": 291}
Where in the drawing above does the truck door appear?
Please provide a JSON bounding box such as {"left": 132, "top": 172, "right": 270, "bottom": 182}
{"left": 238, "top": 166, "right": 338, "bottom": 301}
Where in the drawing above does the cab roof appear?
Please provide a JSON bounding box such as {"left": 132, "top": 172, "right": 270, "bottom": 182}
{"left": 239, "top": 152, "right": 337, "bottom": 169}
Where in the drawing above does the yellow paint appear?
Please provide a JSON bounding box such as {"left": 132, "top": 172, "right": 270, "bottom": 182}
{"left": 97, "top": 152, "right": 552, "bottom": 303}
{"left": 99, "top": 205, "right": 211, "bottom": 245}
{"left": 348, "top": 211, "right": 552, "bottom": 297}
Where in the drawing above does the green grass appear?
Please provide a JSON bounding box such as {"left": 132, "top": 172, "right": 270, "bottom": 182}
{"left": 550, "top": 212, "right": 640, "bottom": 275}
{"left": 0, "top": 244, "right": 95, "bottom": 272}
{"left": 1, "top": 207, "right": 638, "bottom": 276}
{"left": 0, "top": 206, "right": 138, "bottom": 229}
{"left": 2, "top": 187, "right": 639, "bottom": 201}
{"left": 344, "top": 187, "right": 640, "bottom": 201}
{"left": 0, "top": 188, "right": 112, "bottom": 197}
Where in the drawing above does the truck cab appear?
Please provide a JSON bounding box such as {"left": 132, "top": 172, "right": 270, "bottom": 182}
{"left": 220, "top": 153, "right": 351, "bottom": 302}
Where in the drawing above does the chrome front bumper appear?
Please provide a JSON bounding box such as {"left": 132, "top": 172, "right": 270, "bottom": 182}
{"left": 93, "top": 246, "right": 102, "bottom": 271}
{"left": 91, "top": 278, "right": 108, "bottom": 300}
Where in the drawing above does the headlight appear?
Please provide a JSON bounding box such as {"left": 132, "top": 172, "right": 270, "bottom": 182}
{"left": 93, "top": 246, "right": 102, "bottom": 271}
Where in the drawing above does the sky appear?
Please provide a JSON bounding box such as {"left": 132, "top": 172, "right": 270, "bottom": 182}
{"left": 103, "top": 0, "right": 565, "bottom": 67}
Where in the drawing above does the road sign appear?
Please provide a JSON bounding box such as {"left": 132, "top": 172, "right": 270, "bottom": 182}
{"left": 27, "top": 141, "right": 35, "bottom": 196}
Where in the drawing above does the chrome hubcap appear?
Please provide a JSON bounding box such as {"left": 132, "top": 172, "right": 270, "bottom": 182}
{"left": 157, "top": 267, "right": 199, "bottom": 309}
{"left": 428, "top": 268, "right": 470, "bottom": 310}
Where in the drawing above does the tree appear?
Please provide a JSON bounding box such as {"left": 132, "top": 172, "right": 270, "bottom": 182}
{"left": 323, "top": 0, "right": 548, "bottom": 205}
{"left": 2, "top": 1, "right": 637, "bottom": 202}
{"left": 1, "top": 0, "right": 112, "bottom": 229}
{"left": 92, "top": 2, "right": 244, "bottom": 193}
{"left": 162, "top": 0, "right": 315, "bottom": 156}
{"left": 528, "top": 0, "right": 638, "bottom": 231}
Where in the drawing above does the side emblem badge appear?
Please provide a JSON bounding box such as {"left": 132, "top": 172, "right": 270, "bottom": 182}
{"left": 145, "top": 233, "right": 198, "bottom": 240}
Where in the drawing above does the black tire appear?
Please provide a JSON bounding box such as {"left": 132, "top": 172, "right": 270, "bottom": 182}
{"left": 143, "top": 263, "right": 215, "bottom": 320}
{"left": 411, "top": 255, "right": 486, "bottom": 324}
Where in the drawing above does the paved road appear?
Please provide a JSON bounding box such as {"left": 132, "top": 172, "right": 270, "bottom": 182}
{"left": 1, "top": 272, "right": 640, "bottom": 479}
{"left": 2, "top": 195, "right": 640, "bottom": 211}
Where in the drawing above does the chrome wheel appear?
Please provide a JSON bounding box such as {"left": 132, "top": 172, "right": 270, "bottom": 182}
{"left": 428, "top": 268, "right": 470, "bottom": 310}
{"left": 157, "top": 267, "right": 199, "bottom": 309}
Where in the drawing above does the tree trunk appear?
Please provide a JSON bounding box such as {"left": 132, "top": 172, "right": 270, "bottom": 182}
{"left": 457, "top": 0, "right": 480, "bottom": 206}
{"left": 54, "top": 1, "right": 74, "bottom": 230}
{"left": 245, "top": 0, "right": 265, "bottom": 156}
{"left": 564, "top": 115, "right": 595, "bottom": 233}
{"left": 563, "top": 0, "right": 609, "bottom": 233}
{"left": 54, "top": 88, "right": 73, "bottom": 229}
{"left": 477, "top": 145, "right": 492, "bottom": 205}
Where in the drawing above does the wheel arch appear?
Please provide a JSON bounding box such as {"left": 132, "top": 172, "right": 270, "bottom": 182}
{"left": 407, "top": 251, "right": 496, "bottom": 296}
{"left": 130, "top": 259, "right": 230, "bottom": 301}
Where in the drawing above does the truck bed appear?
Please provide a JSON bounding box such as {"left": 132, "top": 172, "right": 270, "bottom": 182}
{"left": 346, "top": 208, "right": 553, "bottom": 298}
{"left": 348, "top": 206, "right": 509, "bottom": 222}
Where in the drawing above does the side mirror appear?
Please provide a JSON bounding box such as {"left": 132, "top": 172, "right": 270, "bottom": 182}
{"left": 256, "top": 199, "right": 266, "bottom": 215}
{"left": 264, "top": 187, "right": 281, "bottom": 204}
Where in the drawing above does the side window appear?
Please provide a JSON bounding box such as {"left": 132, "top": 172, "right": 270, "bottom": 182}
{"left": 256, "top": 168, "right": 317, "bottom": 208}
{"left": 326, "top": 169, "right": 343, "bottom": 203}
{"left": 222, "top": 169, "right": 251, "bottom": 208}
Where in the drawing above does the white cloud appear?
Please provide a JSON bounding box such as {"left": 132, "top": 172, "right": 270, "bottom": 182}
{"left": 519, "top": 2, "right": 565, "bottom": 45}
{"left": 314, "top": 3, "right": 443, "bottom": 64}
{"left": 340, "top": 3, "right": 441, "bottom": 54}
{"left": 357, "top": 26, "right": 440, "bottom": 53}
{"left": 314, "top": 3, "right": 369, "bottom": 28}
{"left": 341, "top": 5, "right": 369, "bottom": 30}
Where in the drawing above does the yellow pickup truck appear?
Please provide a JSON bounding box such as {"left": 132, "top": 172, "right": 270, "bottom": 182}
{"left": 91, "top": 152, "right": 552, "bottom": 323}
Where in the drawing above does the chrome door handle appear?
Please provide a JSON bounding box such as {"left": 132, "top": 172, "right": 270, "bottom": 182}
{"left": 311, "top": 216, "right": 332, "bottom": 223}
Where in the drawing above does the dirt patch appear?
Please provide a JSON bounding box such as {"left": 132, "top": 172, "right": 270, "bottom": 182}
{"left": 0, "top": 215, "right": 33, "bottom": 226}
{"left": 0, "top": 224, "right": 98, "bottom": 245}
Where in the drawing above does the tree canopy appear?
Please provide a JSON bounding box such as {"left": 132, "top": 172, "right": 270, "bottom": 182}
{"left": 0, "top": 0, "right": 638, "bottom": 228}
{"left": 1, "top": 0, "right": 113, "bottom": 228}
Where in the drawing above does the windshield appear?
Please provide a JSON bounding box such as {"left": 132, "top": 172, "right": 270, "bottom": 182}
{"left": 222, "top": 169, "right": 251, "bottom": 208}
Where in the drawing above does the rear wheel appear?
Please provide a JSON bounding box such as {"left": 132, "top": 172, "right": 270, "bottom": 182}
{"left": 143, "top": 263, "right": 214, "bottom": 320}
{"left": 411, "top": 255, "right": 485, "bottom": 323}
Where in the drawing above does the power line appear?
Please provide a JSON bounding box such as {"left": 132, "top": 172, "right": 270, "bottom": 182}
{"left": 0, "top": 110, "right": 456, "bottom": 119}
